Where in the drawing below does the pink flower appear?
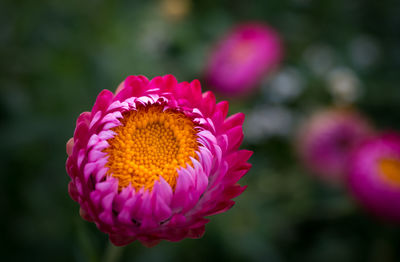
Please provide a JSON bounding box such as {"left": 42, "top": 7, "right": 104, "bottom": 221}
{"left": 66, "top": 75, "right": 252, "bottom": 246}
{"left": 349, "top": 133, "right": 400, "bottom": 222}
{"left": 297, "top": 108, "right": 373, "bottom": 184}
{"left": 205, "top": 22, "right": 283, "bottom": 96}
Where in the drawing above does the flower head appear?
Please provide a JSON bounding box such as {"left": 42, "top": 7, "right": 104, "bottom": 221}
{"left": 205, "top": 22, "right": 283, "bottom": 96}
{"left": 66, "top": 75, "right": 252, "bottom": 246}
{"left": 349, "top": 133, "right": 400, "bottom": 222}
{"left": 297, "top": 108, "right": 373, "bottom": 183}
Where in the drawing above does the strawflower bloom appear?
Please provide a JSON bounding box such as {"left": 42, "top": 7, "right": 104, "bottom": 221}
{"left": 205, "top": 22, "right": 283, "bottom": 96}
{"left": 349, "top": 133, "right": 400, "bottom": 222}
{"left": 66, "top": 75, "right": 252, "bottom": 246}
{"left": 297, "top": 108, "right": 373, "bottom": 183}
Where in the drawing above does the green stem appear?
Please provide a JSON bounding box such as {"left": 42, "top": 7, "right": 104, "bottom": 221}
{"left": 103, "top": 242, "right": 125, "bottom": 262}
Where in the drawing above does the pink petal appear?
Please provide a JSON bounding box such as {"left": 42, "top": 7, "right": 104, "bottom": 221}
{"left": 124, "top": 75, "right": 149, "bottom": 96}
{"left": 226, "top": 126, "right": 244, "bottom": 152}
{"left": 160, "top": 74, "right": 178, "bottom": 93}
{"left": 215, "top": 101, "right": 229, "bottom": 119}
{"left": 110, "top": 234, "right": 137, "bottom": 246}
{"left": 222, "top": 184, "right": 247, "bottom": 199}
{"left": 79, "top": 207, "right": 93, "bottom": 222}
{"left": 66, "top": 138, "right": 74, "bottom": 156}
{"left": 205, "top": 200, "right": 235, "bottom": 216}
{"left": 188, "top": 79, "right": 202, "bottom": 106}
{"left": 171, "top": 169, "right": 193, "bottom": 211}
{"left": 187, "top": 225, "right": 206, "bottom": 239}
{"left": 223, "top": 112, "right": 245, "bottom": 132}
{"left": 201, "top": 91, "right": 216, "bottom": 116}
{"left": 91, "top": 89, "right": 114, "bottom": 115}
{"left": 68, "top": 181, "right": 79, "bottom": 202}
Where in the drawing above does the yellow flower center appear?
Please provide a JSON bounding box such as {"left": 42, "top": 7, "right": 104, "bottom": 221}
{"left": 378, "top": 158, "right": 400, "bottom": 188}
{"left": 103, "top": 104, "right": 199, "bottom": 191}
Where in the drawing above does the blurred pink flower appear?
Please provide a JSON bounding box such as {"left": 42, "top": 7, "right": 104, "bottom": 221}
{"left": 349, "top": 133, "right": 400, "bottom": 222}
{"left": 66, "top": 75, "right": 252, "bottom": 246}
{"left": 297, "top": 108, "right": 373, "bottom": 183}
{"left": 205, "top": 23, "right": 283, "bottom": 96}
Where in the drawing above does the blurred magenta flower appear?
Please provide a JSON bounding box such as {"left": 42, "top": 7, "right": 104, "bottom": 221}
{"left": 297, "top": 108, "right": 373, "bottom": 183}
{"left": 66, "top": 75, "right": 252, "bottom": 246}
{"left": 205, "top": 22, "right": 283, "bottom": 96}
{"left": 349, "top": 133, "right": 400, "bottom": 221}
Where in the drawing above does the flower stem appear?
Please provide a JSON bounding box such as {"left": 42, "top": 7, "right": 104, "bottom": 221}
{"left": 103, "top": 242, "right": 124, "bottom": 262}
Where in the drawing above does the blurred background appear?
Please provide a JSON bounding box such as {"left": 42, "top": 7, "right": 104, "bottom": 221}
{"left": 1, "top": 0, "right": 400, "bottom": 261}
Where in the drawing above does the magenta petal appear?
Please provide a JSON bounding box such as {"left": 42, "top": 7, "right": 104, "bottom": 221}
{"left": 223, "top": 112, "right": 245, "bottom": 132}
{"left": 98, "top": 130, "right": 116, "bottom": 140}
{"left": 68, "top": 181, "right": 79, "bottom": 202}
{"left": 117, "top": 208, "right": 134, "bottom": 225}
{"left": 153, "top": 177, "right": 173, "bottom": 204}
{"left": 153, "top": 194, "right": 172, "bottom": 222}
{"left": 87, "top": 135, "right": 102, "bottom": 150}
{"left": 90, "top": 190, "right": 102, "bottom": 207}
{"left": 152, "top": 178, "right": 173, "bottom": 222}
{"left": 89, "top": 111, "right": 102, "bottom": 129}
{"left": 225, "top": 166, "right": 251, "bottom": 184}
{"left": 187, "top": 225, "right": 206, "bottom": 239}
{"left": 188, "top": 218, "right": 210, "bottom": 229}
{"left": 114, "top": 82, "right": 135, "bottom": 102}
{"left": 216, "top": 135, "right": 229, "bottom": 153}
{"left": 117, "top": 191, "right": 141, "bottom": 226}
{"left": 99, "top": 210, "right": 114, "bottom": 225}
{"left": 188, "top": 79, "right": 202, "bottom": 105}
{"left": 223, "top": 184, "right": 247, "bottom": 199}
{"left": 194, "top": 168, "right": 208, "bottom": 196}
{"left": 211, "top": 111, "right": 224, "bottom": 132}
{"left": 98, "top": 193, "right": 116, "bottom": 224}
{"left": 171, "top": 170, "right": 193, "bottom": 211}
{"left": 206, "top": 200, "right": 235, "bottom": 216}
{"left": 201, "top": 91, "right": 216, "bottom": 116}
{"left": 123, "top": 75, "right": 149, "bottom": 97}
{"left": 209, "top": 161, "right": 228, "bottom": 189}
{"left": 74, "top": 121, "right": 90, "bottom": 148}
{"left": 198, "top": 148, "right": 212, "bottom": 175}
{"left": 226, "top": 150, "right": 253, "bottom": 168}
{"left": 169, "top": 213, "right": 186, "bottom": 226}
{"left": 147, "top": 76, "right": 164, "bottom": 91}
{"left": 226, "top": 126, "right": 244, "bottom": 152}
{"left": 161, "top": 74, "right": 178, "bottom": 93}
{"left": 88, "top": 149, "right": 107, "bottom": 163}
{"left": 91, "top": 89, "right": 114, "bottom": 115}
{"left": 83, "top": 162, "right": 97, "bottom": 183}
{"left": 95, "top": 179, "right": 118, "bottom": 194}
{"left": 114, "top": 187, "right": 132, "bottom": 211}
{"left": 110, "top": 234, "right": 137, "bottom": 246}
{"left": 122, "top": 192, "right": 143, "bottom": 224}
{"left": 79, "top": 207, "right": 93, "bottom": 222}
{"left": 76, "top": 111, "right": 92, "bottom": 127}
{"left": 102, "top": 192, "right": 115, "bottom": 211}
{"left": 95, "top": 167, "right": 108, "bottom": 182}
{"left": 216, "top": 101, "right": 229, "bottom": 119}
{"left": 139, "top": 192, "right": 158, "bottom": 230}
{"left": 139, "top": 238, "right": 161, "bottom": 248}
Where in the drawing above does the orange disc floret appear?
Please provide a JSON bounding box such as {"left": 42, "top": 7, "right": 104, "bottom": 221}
{"left": 379, "top": 158, "right": 400, "bottom": 188}
{"left": 103, "top": 104, "right": 199, "bottom": 191}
